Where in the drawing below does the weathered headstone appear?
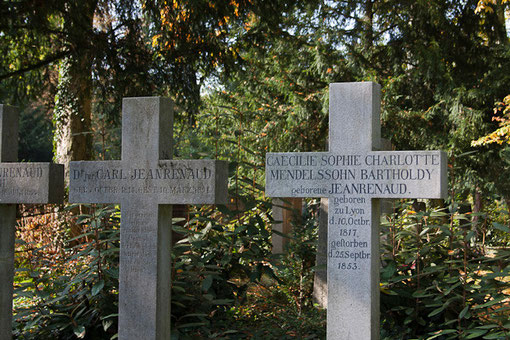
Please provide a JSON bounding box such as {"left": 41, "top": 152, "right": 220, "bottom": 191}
{"left": 265, "top": 82, "right": 447, "bottom": 339}
{"left": 271, "top": 198, "right": 302, "bottom": 254}
{"left": 69, "top": 97, "right": 228, "bottom": 340}
{"left": 0, "top": 105, "right": 64, "bottom": 340}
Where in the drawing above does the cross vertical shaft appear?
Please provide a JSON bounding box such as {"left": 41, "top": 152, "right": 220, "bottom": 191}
{"left": 327, "top": 83, "right": 381, "bottom": 339}
{"left": 329, "top": 82, "right": 381, "bottom": 152}
{"left": 118, "top": 98, "right": 173, "bottom": 340}
{"left": 0, "top": 105, "right": 18, "bottom": 340}
{"left": 121, "top": 97, "right": 173, "bottom": 163}
{"left": 0, "top": 105, "right": 64, "bottom": 340}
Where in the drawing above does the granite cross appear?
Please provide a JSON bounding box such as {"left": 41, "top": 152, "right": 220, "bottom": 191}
{"left": 0, "top": 104, "right": 64, "bottom": 340}
{"left": 69, "top": 97, "right": 228, "bottom": 340}
{"left": 265, "top": 82, "right": 448, "bottom": 339}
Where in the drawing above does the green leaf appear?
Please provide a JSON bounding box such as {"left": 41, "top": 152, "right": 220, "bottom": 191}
{"left": 101, "top": 313, "right": 119, "bottom": 320}
{"left": 173, "top": 286, "right": 186, "bottom": 293}
{"left": 493, "top": 222, "right": 510, "bottom": 233}
{"left": 74, "top": 325, "right": 86, "bottom": 338}
{"left": 91, "top": 280, "right": 105, "bottom": 296}
{"left": 477, "top": 325, "right": 499, "bottom": 329}
{"left": 176, "top": 322, "right": 208, "bottom": 329}
{"left": 438, "top": 225, "right": 452, "bottom": 236}
{"left": 210, "top": 299, "right": 234, "bottom": 305}
{"left": 202, "top": 275, "right": 213, "bottom": 292}
{"left": 473, "top": 297, "right": 506, "bottom": 309}
{"left": 483, "top": 331, "right": 506, "bottom": 339}
{"left": 459, "top": 305, "right": 469, "bottom": 319}
{"left": 465, "top": 329, "right": 488, "bottom": 338}
{"left": 103, "top": 319, "right": 113, "bottom": 331}
{"left": 412, "top": 290, "right": 432, "bottom": 298}
{"left": 180, "top": 313, "right": 208, "bottom": 318}
{"left": 428, "top": 305, "right": 445, "bottom": 317}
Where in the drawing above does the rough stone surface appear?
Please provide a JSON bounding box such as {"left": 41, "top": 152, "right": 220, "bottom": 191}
{"left": 271, "top": 198, "right": 285, "bottom": 254}
{"left": 70, "top": 160, "right": 227, "bottom": 205}
{"left": 265, "top": 82, "right": 448, "bottom": 340}
{"left": 312, "top": 140, "right": 395, "bottom": 309}
{"left": 312, "top": 197, "right": 328, "bottom": 308}
{"left": 69, "top": 97, "right": 228, "bottom": 340}
{"left": 271, "top": 198, "right": 302, "bottom": 254}
{"left": 0, "top": 163, "right": 64, "bottom": 204}
{"left": 0, "top": 206, "right": 15, "bottom": 340}
{"left": 0, "top": 105, "right": 64, "bottom": 340}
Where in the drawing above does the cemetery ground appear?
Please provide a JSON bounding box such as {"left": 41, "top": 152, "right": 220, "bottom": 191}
{"left": 11, "top": 195, "right": 510, "bottom": 339}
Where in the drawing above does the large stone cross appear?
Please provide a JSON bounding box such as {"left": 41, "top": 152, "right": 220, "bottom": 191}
{"left": 0, "top": 105, "right": 64, "bottom": 340}
{"left": 69, "top": 97, "right": 228, "bottom": 340}
{"left": 265, "top": 82, "right": 447, "bottom": 339}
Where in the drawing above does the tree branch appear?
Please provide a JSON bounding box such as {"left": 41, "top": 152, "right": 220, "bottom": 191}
{"left": 0, "top": 50, "right": 71, "bottom": 81}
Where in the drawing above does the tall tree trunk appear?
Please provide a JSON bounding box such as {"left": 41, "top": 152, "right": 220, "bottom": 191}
{"left": 53, "top": 1, "right": 97, "bottom": 242}
{"left": 53, "top": 1, "right": 97, "bottom": 184}
{"left": 472, "top": 188, "right": 483, "bottom": 231}
{"left": 494, "top": 3, "right": 510, "bottom": 43}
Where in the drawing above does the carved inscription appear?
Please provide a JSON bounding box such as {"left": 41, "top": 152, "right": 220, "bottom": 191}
{"left": 328, "top": 198, "right": 371, "bottom": 270}
{"left": 121, "top": 211, "right": 157, "bottom": 268}
{"left": 69, "top": 161, "right": 221, "bottom": 204}
{"left": 0, "top": 163, "right": 44, "bottom": 199}
{"left": 0, "top": 165, "right": 47, "bottom": 201}
{"left": 73, "top": 167, "right": 212, "bottom": 181}
{"left": 267, "top": 152, "right": 441, "bottom": 197}
{"left": 0, "top": 166, "right": 43, "bottom": 178}
{"left": 266, "top": 150, "right": 445, "bottom": 272}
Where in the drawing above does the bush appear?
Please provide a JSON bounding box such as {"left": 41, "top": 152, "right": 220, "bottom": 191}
{"left": 14, "top": 205, "right": 120, "bottom": 340}
{"left": 380, "top": 200, "right": 510, "bottom": 340}
{"left": 13, "top": 196, "right": 509, "bottom": 339}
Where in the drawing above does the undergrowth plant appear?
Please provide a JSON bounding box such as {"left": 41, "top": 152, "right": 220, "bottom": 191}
{"left": 380, "top": 200, "right": 510, "bottom": 340}
{"left": 13, "top": 204, "right": 120, "bottom": 339}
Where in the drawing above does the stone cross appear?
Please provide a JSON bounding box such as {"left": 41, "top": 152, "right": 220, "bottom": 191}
{"left": 0, "top": 105, "right": 64, "bottom": 340}
{"left": 69, "top": 97, "right": 228, "bottom": 340}
{"left": 271, "top": 198, "right": 302, "bottom": 254}
{"left": 265, "top": 82, "right": 447, "bottom": 339}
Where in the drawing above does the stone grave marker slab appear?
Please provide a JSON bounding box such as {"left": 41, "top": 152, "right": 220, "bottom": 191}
{"left": 271, "top": 197, "right": 302, "bottom": 254}
{"left": 265, "top": 82, "right": 447, "bottom": 339}
{"left": 69, "top": 97, "right": 228, "bottom": 340}
{"left": 0, "top": 104, "right": 64, "bottom": 340}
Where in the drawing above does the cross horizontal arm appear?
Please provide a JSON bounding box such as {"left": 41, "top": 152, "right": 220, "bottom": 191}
{"left": 266, "top": 151, "right": 447, "bottom": 199}
{"left": 0, "top": 163, "right": 64, "bottom": 204}
{"left": 69, "top": 159, "right": 228, "bottom": 205}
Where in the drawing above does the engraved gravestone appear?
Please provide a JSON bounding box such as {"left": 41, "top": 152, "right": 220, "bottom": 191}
{"left": 0, "top": 105, "right": 64, "bottom": 340}
{"left": 265, "top": 82, "right": 447, "bottom": 339}
{"left": 69, "top": 97, "right": 228, "bottom": 340}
